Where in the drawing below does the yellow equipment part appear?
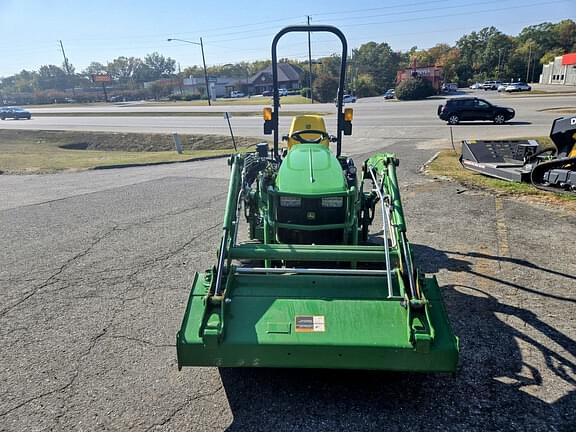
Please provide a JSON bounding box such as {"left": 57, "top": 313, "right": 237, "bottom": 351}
{"left": 287, "top": 115, "right": 329, "bottom": 151}
{"left": 569, "top": 132, "right": 576, "bottom": 157}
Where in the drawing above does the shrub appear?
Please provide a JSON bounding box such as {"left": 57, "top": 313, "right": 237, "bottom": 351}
{"left": 313, "top": 76, "right": 340, "bottom": 103}
{"left": 395, "top": 77, "right": 435, "bottom": 100}
{"left": 300, "top": 87, "right": 311, "bottom": 98}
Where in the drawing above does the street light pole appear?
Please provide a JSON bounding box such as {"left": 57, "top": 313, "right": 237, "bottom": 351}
{"left": 167, "top": 37, "right": 211, "bottom": 106}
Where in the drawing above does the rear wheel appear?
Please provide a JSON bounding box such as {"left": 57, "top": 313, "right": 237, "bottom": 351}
{"left": 493, "top": 113, "right": 506, "bottom": 124}
{"left": 448, "top": 114, "right": 460, "bottom": 125}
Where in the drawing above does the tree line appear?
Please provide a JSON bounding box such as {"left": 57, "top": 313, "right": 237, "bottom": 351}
{"left": 0, "top": 19, "right": 574, "bottom": 103}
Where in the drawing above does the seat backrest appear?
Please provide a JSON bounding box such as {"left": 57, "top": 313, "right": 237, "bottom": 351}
{"left": 287, "top": 115, "right": 329, "bottom": 151}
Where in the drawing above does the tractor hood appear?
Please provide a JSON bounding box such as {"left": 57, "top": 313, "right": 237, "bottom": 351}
{"left": 275, "top": 144, "right": 346, "bottom": 195}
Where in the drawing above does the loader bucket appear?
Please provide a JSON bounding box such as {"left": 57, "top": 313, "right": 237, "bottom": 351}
{"left": 176, "top": 269, "right": 459, "bottom": 372}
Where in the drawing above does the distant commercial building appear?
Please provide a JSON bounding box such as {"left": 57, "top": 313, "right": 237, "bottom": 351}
{"left": 540, "top": 52, "right": 576, "bottom": 85}
{"left": 182, "top": 77, "right": 242, "bottom": 98}
{"left": 396, "top": 64, "right": 444, "bottom": 92}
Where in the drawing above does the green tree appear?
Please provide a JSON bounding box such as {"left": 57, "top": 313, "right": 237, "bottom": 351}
{"left": 107, "top": 56, "right": 142, "bottom": 84}
{"left": 83, "top": 62, "right": 106, "bottom": 75}
{"left": 352, "top": 42, "right": 400, "bottom": 94}
{"left": 142, "top": 52, "right": 176, "bottom": 81}
{"left": 36, "top": 65, "right": 68, "bottom": 90}
{"left": 312, "top": 74, "right": 339, "bottom": 103}
{"left": 553, "top": 20, "right": 576, "bottom": 52}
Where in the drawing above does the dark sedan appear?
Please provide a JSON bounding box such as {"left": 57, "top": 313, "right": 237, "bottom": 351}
{"left": 437, "top": 97, "right": 514, "bottom": 125}
{"left": 0, "top": 106, "right": 32, "bottom": 120}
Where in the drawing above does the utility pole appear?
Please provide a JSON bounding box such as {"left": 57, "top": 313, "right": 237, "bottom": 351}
{"left": 59, "top": 40, "right": 76, "bottom": 96}
{"left": 526, "top": 43, "right": 532, "bottom": 83}
{"left": 200, "top": 37, "right": 211, "bottom": 106}
{"left": 167, "top": 38, "right": 211, "bottom": 106}
{"left": 307, "top": 15, "right": 313, "bottom": 103}
{"left": 497, "top": 49, "right": 502, "bottom": 80}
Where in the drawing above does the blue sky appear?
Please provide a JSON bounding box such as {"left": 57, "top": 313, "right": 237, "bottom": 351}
{"left": 0, "top": 0, "right": 573, "bottom": 76}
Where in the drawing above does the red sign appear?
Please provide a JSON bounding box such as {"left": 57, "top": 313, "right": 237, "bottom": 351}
{"left": 561, "top": 53, "right": 576, "bottom": 66}
{"left": 92, "top": 74, "right": 112, "bottom": 83}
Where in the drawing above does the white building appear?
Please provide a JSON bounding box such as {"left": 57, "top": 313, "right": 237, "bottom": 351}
{"left": 540, "top": 53, "right": 576, "bottom": 86}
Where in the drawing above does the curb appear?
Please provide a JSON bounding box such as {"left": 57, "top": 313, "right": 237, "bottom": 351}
{"left": 91, "top": 153, "right": 233, "bottom": 170}
{"left": 419, "top": 151, "right": 442, "bottom": 173}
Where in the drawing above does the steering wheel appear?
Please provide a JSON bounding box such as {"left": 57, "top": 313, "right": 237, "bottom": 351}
{"left": 290, "top": 129, "right": 330, "bottom": 144}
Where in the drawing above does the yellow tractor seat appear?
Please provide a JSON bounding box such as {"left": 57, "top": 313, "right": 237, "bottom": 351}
{"left": 286, "top": 115, "right": 330, "bottom": 151}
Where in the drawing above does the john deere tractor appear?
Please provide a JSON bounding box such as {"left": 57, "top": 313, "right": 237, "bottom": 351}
{"left": 176, "top": 26, "right": 459, "bottom": 372}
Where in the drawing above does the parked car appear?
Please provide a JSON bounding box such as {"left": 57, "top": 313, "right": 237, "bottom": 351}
{"left": 383, "top": 89, "right": 395, "bottom": 99}
{"left": 505, "top": 82, "right": 532, "bottom": 92}
{"left": 262, "top": 90, "right": 273, "bottom": 96}
{"left": 437, "top": 97, "right": 515, "bottom": 125}
{"left": 469, "top": 82, "right": 482, "bottom": 89}
{"left": 342, "top": 94, "right": 357, "bottom": 104}
{"left": 279, "top": 88, "right": 288, "bottom": 96}
{"left": 442, "top": 83, "right": 458, "bottom": 93}
{"left": 230, "top": 91, "right": 245, "bottom": 98}
{"left": 481, "top": 80, "right": 502, "bottom": 90}
{"left": 497, "top": 83, "right": 510, "bottom": 92}
{"left": 0, "top": 106, "right": 31, "bottom": 120}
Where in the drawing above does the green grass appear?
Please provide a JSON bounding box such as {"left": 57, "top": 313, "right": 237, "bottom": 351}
{"left": 426, "top": 137, "right": 576, "bottom": 206}
{"left": 24, "top": 95, "right": 314, "bottom": 109}
{"left": 0, "top": 129, "right": 265, "bottom": 174}
{"left": 31, "top": 110, "right": 329, "bottom": 117}
{"left": 133, "top": 95, "right": 312, "bottom": 106}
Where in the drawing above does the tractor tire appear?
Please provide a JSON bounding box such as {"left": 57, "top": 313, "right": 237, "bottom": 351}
{"left": 448, "top": 114, "right": 460, "bottom": 125}
{"left": 493, "top": 113, "right": 506, "bottom": 125}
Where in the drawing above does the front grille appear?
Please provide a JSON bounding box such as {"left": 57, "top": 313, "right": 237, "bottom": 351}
{"left": 276, "top": 197, "right": 346, "bottom": 226}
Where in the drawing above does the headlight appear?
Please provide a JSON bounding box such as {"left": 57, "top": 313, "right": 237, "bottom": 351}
{"left": 279, "top": 196, "right": 301, "bottom": 207}
{"left": 321, "top": 197, "right": 344, "bottom": 208}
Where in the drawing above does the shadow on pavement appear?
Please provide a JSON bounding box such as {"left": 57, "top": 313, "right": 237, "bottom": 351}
{"left": 448, "top": 121, "right": 532, "bottom": 126}
{"left": 219, "top": 244, "right": 575, "bottom": 432}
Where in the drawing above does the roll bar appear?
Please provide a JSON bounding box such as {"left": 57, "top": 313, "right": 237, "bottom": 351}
{"left": 270, "top": 25, "right": 348, "bottom": 159}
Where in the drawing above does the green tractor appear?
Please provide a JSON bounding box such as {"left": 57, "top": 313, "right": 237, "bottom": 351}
{"left": 177, "top": 26, "right": 459, "bottom": 372}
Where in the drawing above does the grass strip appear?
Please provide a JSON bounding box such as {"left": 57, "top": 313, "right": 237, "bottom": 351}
{"left": 30, "top": 111, "right": 329, "bottom": 117}
{"left": 0, "top": 129, "right": 266, "bottom": 174}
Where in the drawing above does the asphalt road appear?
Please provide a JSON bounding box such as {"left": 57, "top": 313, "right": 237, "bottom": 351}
{"left": 1, "top": 94, "right": 575, "bottom": 431}
{"left": 1, "top": 91, "right": 572, "bottom": 150}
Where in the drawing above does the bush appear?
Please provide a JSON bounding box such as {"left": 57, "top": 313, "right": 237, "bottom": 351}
{"left": 395, "top": 77, "right": 435, "bottom": 100}
{"left": 312, "top": 76, "right": 340, "bottom": 103}
{"left": 300, "top": 87, "right": 311, "bottom": 98}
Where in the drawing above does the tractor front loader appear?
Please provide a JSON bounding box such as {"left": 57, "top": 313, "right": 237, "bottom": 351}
{"left": 176, "top": 26, "right": 459, "bottom": 372}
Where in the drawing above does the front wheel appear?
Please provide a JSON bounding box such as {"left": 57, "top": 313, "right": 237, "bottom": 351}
{"left": 493, "top": 114, "right": 506, "bottom": 125}
{"left": 448, "top": 114, "right": 460, "bottom": 125}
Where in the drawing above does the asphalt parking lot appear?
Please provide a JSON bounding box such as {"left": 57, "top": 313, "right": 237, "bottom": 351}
{"left": 1, "top": 93, "right": 575, "bottom": 431}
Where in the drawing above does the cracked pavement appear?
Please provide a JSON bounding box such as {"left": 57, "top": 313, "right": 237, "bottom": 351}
{"left": 1, "top": 101, "right": 575, "bottom": 431}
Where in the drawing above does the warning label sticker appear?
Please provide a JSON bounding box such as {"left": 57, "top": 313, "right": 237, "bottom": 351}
{"left": 295, "top": 315, "right": 325, "bottom": 333}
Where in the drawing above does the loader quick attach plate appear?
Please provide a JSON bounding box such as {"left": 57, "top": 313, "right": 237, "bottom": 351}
{"left": 460, "top": 139, "right": 540, "bottom": 182}
{"left": 176, "top": 272, "right": 459, "bottom": 372}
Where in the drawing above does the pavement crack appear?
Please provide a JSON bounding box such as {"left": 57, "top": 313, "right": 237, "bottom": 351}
{"left": 0, "top": 225, "right": 120, "bottom": 317}
{"left": 0, "top": 327, "right": 108, "bottom": 419}
{"left": 108, "top": 334, "right": 174, "bottom": 348}
{"left": 143, "top": 386, "right": 223, "bottom": 431}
